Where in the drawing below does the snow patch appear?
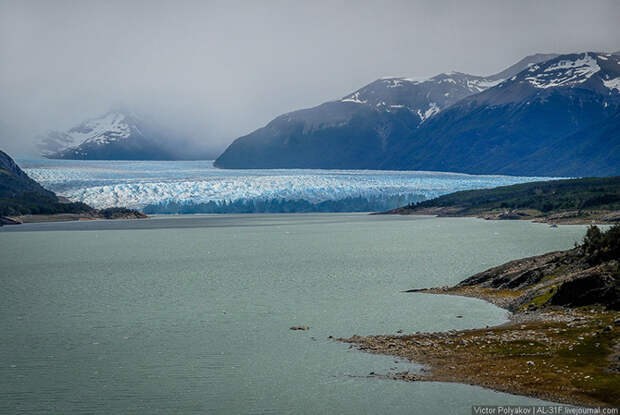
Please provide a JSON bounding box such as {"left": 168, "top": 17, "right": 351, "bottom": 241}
{"left": 341, "top": 91, "right": 367, "bottom": 104}
{"left": 68, "top": 112, "right": 132, "bottom": 145}
{"left": 603, "top": 77, "right": 620, "bottom": 92}
{"left": 525, "top": 53, "right": 601, "bottom": 88}
{"left": 467, "top": 78, "right": 503, "bottom": 92}
{"left": 417, "top": 103, "right": 440, "bottom": 121}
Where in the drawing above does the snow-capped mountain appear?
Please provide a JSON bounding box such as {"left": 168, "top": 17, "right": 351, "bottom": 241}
{"left": 339, "top": 72, "right": 501, "bottom": 122}
{"left": 216, "top": 51, "right": 619, "bottom": 176}
{"left": 337, "top": 53, "right": 560, "bottom": 122}
{"left": 472, "top": 52, "right": 620, "bottom": 104}
{"left": 383, "top": 52, "right": 620, "bottom": 176}
{"left": 214, "top": 53, "right": 558, "bottom": 169}
{"left": 39, "top": 112, "right": 138, "bottom": 157}
{"left": 39, "top": 111, "right": 211, "bottom": 160}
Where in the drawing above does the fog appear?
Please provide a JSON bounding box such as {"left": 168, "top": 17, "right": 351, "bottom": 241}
{"left": 1, "top": 0, "right": 619, "bottom": 157}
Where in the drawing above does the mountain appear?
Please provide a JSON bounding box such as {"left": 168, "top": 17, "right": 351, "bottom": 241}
{"left": 1, "top": 150, "right": 56, "bottom": 198}
{"left": 40, "top": 111, "right": 211, "bottom": 160}
{"left": 383, "top": 52, "right": 620, "bottom": 176}
{"left": 214, "top": 53, "right": 558, "bottom": 169}
{"left": 0, "top": 150, "right": 91, "bottom": 216}
{"left": 1, "top": 150, "right": 146, "bottom": 221}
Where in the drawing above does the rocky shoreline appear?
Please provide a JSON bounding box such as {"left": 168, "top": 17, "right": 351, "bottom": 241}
{"left": 339, "top": 227, "right": 619, "bottom": 406}
{"left": 1, "top": 208, "right": 147, "bottom": 226}
{"left": 377, "top": 206, "right": 620, "bottom": 225}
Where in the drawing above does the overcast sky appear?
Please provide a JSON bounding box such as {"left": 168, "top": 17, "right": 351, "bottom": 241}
{"left": 1, "top": 0, "right": 619, "bottom": 156}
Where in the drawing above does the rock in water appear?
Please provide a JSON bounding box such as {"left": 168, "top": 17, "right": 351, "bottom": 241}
{"left": 290, "top": 325, "right": 310, "bottom": 331}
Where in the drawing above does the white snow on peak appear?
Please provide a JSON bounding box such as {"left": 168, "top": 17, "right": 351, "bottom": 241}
{"left": 386, "top": 79, "right": 405, "bottom": 88}
{"left": 603, "top": 77, "right": 620, "bottom": 92}
{"left": 378, "top": 76, "right": 428, "bottom": 84}
{"left": 525, "top": 53, "right": 601, "bottom": 88}
{"left": 417, "top": 103, "right": 440, "bottom": 121}
{"left": 438, "top": 77, "right": 457, "bottom": 84}
{"left": 466, "top": 78, "right": 503, "bottom": 92}
{"left": 340, "top": 91, "right": 368, "bottom": 104}
{"left": 68, "top": 112, "right": 132, "bottom": 145}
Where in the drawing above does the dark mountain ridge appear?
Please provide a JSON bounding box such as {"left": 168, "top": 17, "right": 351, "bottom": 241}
{"left": 216, "top": 52, "right": 620, "bottom": 177}
{"left": 214, "top": 53, "right": 558, "bottom": 169}
{"left": 384, "top": 52, "right": 620, "bottom": 176}
{"left": 1, "top": 150, "right": 91, "bottom": 216}
{"left": 0, "top": 150, "right": 145, "bottom": 221}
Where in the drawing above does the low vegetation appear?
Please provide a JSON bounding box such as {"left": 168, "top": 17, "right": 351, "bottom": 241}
{"left": 1, "top": 150, "right": 146, "bottom": 223}
{"left": 341, "top": 225, "right": 620, "bottom": 406}
{"left": 383, "top": 176, "right": 620, "bottom": 223}
{"left": 0, "top": 192, "right": 93, "bottom": 216}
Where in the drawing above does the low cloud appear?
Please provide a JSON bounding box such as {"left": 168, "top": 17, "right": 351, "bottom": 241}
{"left": 1, "top": 0, "right": 619, "bottom": 157}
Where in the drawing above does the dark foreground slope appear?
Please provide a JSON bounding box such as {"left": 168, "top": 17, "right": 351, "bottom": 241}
{"left": 0, "top": 150, "right": 92, "bottom": 217}
{"left": 382, "top": 176, "right": 620, "bottom": 223}
{"left": 0, "top": 150, "right": 145, "bottom": 224}
{"left": 341, "top": 225, "right": 620, "bottom": 406}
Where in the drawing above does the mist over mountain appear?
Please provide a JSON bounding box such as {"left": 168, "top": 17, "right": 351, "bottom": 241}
{"left": 215, "top": 53, "right": 556, "bottom": 169}
{"left": 2, "top": 1, "right": 618, "bottom": 159}
{"left": 215, "top": 52, "right": 620, "bottom": 176}
{"left": 40, "top": 111, "right": 218, "bottom": 160}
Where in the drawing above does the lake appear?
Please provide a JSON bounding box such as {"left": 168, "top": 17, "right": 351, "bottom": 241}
{"left": 0, "top": 214, "right": 588, "bottom": 414}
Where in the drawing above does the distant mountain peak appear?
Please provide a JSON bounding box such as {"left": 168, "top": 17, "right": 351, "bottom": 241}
{"left": 37, "top": 110, "right": 208, "bottom": 161}
{"left": 523, "top": 52, "right": 601, "bottom": 88}
{"left": 336, "top": 53, "right": 559, "bottom": 123}
{"left": 67, "top": 111, "right": 134, "bottom": 146}
{"left": 37, "top": 110, "right": 140, "bottom": 157}
{"left": 338, "top": 71, "right": 501, "bottom": 122}
{"left": 215, "top": 51, "right": 619, "bottom": 175}
{"left": 496, "top": 52, "right": 620, "bottom": 95}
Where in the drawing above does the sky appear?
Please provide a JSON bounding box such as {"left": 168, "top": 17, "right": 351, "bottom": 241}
{"left": 1, "top": 0, "right": 619, "bottom": 157}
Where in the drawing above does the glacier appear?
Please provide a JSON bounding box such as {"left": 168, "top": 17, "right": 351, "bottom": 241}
{"left": 20, "top": 159, "right": 554, "bottom": 213}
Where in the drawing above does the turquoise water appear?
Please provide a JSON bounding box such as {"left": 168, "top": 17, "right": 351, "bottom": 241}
{"left": 0, "top": 214, "right": 589, "bottom": 414}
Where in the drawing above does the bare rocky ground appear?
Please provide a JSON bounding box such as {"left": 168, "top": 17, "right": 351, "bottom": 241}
{"left": 339, "top": 241, "right": 619, "bottom": 406}
{"left": 379, "top": 206, "right": 620, "bottom": 225}
{"left": 1, "top": 209, "right": 147, "bottom": 225}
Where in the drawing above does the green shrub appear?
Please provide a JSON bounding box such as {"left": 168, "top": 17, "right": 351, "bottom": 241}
{"left": 582, "top": 225, "right": 620, "bottom": 265}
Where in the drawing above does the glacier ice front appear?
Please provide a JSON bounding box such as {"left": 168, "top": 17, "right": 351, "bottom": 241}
{"left": 20, "top": 159, "right": 552, "bottom": 213}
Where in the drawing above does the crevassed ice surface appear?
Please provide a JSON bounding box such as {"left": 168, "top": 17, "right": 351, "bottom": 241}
{"left": 20, "top": 159, "right": 552, "bottom": 213}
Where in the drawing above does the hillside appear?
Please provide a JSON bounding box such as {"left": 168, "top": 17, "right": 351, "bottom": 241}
{"left": 0, "top": 150, "right": 145, "bottom": 222}
{"left": 382, "top": 176, "right": 620, "bottom": 223}
{"left": 0, "top": 150, "right": 92, "bottom": 217}
{"left": 216, "top": 52, "right": 620, "bottom": 176}
{"left": 214, "top": 53, "right": 556, "bottom": 170}
{"left": 384, "top": 52, "right": 620, "bottom": 176}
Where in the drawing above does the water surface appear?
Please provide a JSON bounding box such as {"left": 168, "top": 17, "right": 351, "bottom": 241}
{"left": 0, "top": 214, "right": 588, "bottom": 414}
